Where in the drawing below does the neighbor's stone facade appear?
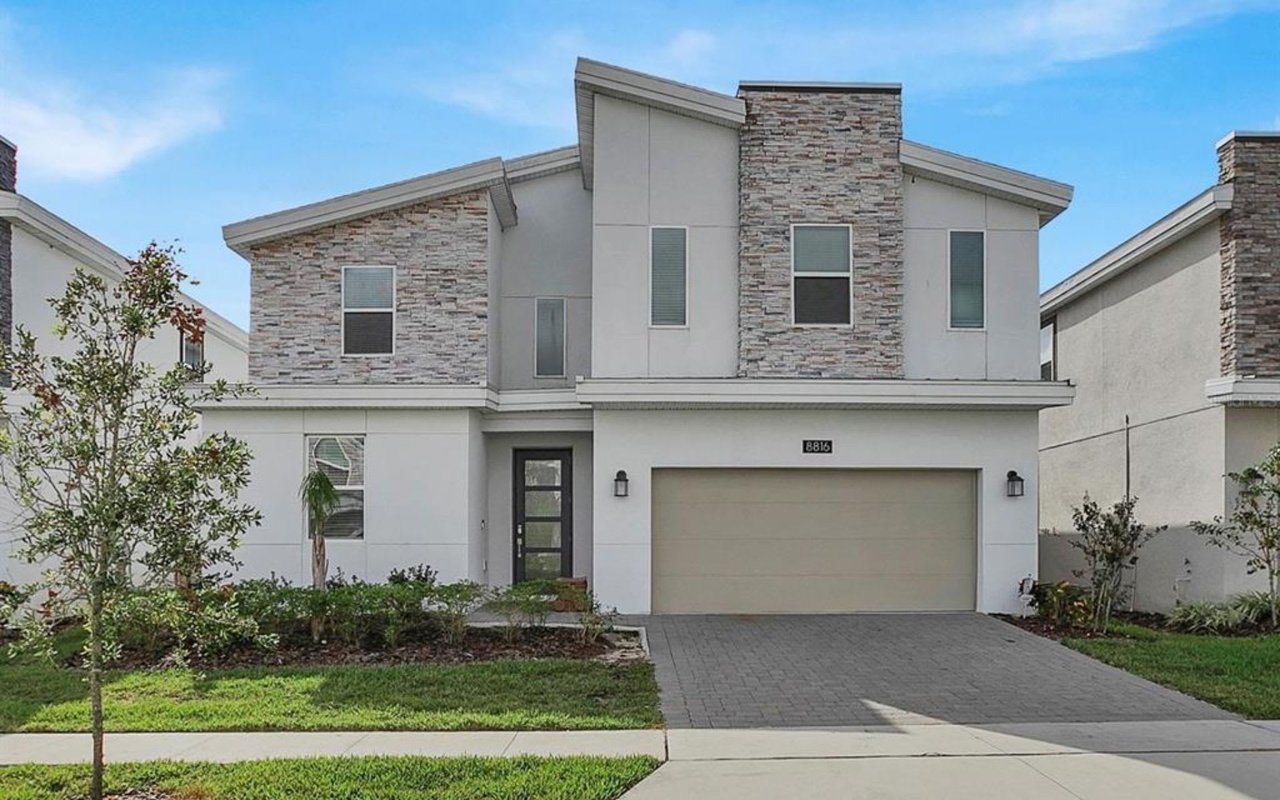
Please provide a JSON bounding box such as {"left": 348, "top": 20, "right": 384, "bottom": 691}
{"left": 736, "top": 88, "right": 905, "bottom": 378}
{"left": 249, "top": 191, "right": 489, "bottom": 384}
{"left": 1219, "top": 135, "right": 1280, "bottom": 379}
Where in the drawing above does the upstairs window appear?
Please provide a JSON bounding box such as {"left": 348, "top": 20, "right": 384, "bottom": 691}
{"left": 1041, "top": 319, "right": 1056, "bottom": 381}
{"left": 535, "top": 297, "right": 566, "bottom": 378}
{"left": 179, "top": 331, "right": 204, "bottom": 375}
{"left": 342, "top": 266, "right": 395, "bottom": 355}
{"left": 650, "top": 227, "right": 687, "bottom": 327}
{"left": 307, "top": 435, "right": 365, "bottom": 539}
{"left": 792, "top": 224, "right": 851, "bottom": 325}
{"left": 949, "top": 231, "right": 985, "bottom": 329}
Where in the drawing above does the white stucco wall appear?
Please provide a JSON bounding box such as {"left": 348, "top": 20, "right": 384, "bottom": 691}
{"left": 903, "top": 177, "right": 1041, "bottom": 380}
{"left": 198, "top": 408, "right": 484, "bottom": 586}
{"left": 496, "top": 169, "right": 593, "bottom": 389}
{"left": 591, "top": 94, "right": 739, "bottom": 378}
{"left": 592, "top": 408, "right": 1040, "bottom": 614}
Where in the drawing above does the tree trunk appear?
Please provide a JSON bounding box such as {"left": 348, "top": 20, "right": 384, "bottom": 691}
{"left": 310, "top": 525, "right": 327, "bottom": 642}
{"left": 1271, "top": 570, "right": 1278, "bottom": 631}
{"left": 88, "top": 588, "right": 105, "bottom": 800}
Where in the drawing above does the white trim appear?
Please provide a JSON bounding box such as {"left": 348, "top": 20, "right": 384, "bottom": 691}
{"left": 341, "top": 265, "right": 396, "bottom": 357}
{"left": 0, "top": 192, "right": 249, "bottom": 352}
{"left": 505, "top": 146, "right": 581, "bottom": 184}
{"left": 1205, "top": 376, "right": 1280, "bottom": 406}
{"left": 790, "top": 223, "right": 853, "bottom": 328}
{"left": 900, "top": 140, "right": 1073, "bottom": 225}
{"left": 533, "top": 296, "right": 568, "bottom": 378}
{"left": 946, "top": 229, "right": 987, "bottom": 332}
{"left": 648, "top": 225, "right": 690, "bottom": 329}
{"left": 191, "top": 385, "right": 592, "bottom": 413}
{"left": 1041, "top": 184, "right": 1232, "bottom": 317}
{"left": 575, "top": 377, "right": 1075, "bottom": 410}
{"left": 1216, "top": 130, "right": 1280, "bottom": 150}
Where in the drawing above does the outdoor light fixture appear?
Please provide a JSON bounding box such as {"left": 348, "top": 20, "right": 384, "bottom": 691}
{"left": 1006, "top": 470, "right": 1025, "bottom": 498}
{"left": 613, "top": 470, "right": 630, "bottom": 497}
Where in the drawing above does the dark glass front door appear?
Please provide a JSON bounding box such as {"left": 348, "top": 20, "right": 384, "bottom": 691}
{"left": 513, "top": 449, "right": 573, "bottom": 582}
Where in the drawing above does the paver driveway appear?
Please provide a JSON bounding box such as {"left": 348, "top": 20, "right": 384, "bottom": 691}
{"left": 625, "top": 614, "right": 1232, "bottom": 728}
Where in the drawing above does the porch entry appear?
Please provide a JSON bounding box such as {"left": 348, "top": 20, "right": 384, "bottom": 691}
{"left": 512, "top": 449, "right": 574, "bottom": 582}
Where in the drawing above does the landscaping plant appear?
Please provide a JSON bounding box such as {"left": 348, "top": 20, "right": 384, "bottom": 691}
{"left": 0, "top": 245, "right": 260, "bottom": 800}
{"left": 428, "top": 580, "right": 489, "bottom": 645}
{"left": 299, "top": 468, "right": 339, "bottom": 641}
{"left": 486, "top": 581, "right": 558, "bottom": 643}
{"left": 1027, "top": 580, "right": 1091, "bottom": 628}
{"left": 1191, "top": 444, "right": 1280, "bottom": 629}
{"left": 1067, "top": 495, "right": 1164, "bottom": 631}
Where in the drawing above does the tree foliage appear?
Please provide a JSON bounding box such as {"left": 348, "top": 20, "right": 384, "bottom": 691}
{"left": 1068, "top": 495, "right": 1163, "bottom": 631}
{"left": 0, "top": 244, "right": 260, "bottom": 800}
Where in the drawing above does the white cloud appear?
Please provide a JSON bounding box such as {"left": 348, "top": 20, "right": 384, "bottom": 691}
{"left": 0, "top": 18, "right": 227, "bottom": 181}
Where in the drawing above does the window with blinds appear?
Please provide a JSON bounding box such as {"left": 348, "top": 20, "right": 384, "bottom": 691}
{"left": 306, "top": 435, "right": 365, "bottom": 539}
{"left": 650, "top": 227, "right": 687, "bottom": 327}
{"left": 535, "top": 297, "right": 566, "bottom": 377}
{"left": 792, "top": 225, "right": 851, "bottom": 325}
{"left": 342, "top": 266, "right": 395, "bottom": 355}
{"left": 949, "top": 232, "right": 985, "bottom": 329}
{"left": 179, "top": 331, "right": 204, "bottom": 377}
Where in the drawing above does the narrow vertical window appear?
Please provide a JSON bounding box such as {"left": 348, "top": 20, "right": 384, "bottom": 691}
{"left": 343, "top": 266, "right": 395, "bottom": 355}
{"left": 535, "top": 298, "right": 566, "bottom": 378}
{"left": 306, "top": 435, "right": 365, "bottom": 539}
{"left": 650, "top": 227, "right": 687, "bottom": 327}
{"left": 179, "top": 331, "right": 204, "bottom": 375}
{"left": 949, "top": 231, "right": 985, "bottom": 329}
{"left": 1040, "top": 319, "right": 1056, "bottom": 381}
{"left": 792, "top": 225, "right": 852, "bottom": 325}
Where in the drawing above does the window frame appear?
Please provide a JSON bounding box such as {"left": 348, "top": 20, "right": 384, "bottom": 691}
{"left": 648, "top": 225, "right": 690, "bottom": 329}
{"left": 179, "top": 330, "right": 204, "bottom": 372}
{"left": 341, "top": 265, "right": 397, "bottom": 357}
{"left": 790, "top": 223, "right": 854, "bottom": 328}
{"left": 946, "top": 229, "right": 987, "bottom": 332}
{"left": 533, "top": 296, "right": 567, "bottom": 379}
{"left": 305, "top": 434, "right": 365, "bottom": 540}
{"left": 1040, "top": 317, "right": 1057, "bottom": 381}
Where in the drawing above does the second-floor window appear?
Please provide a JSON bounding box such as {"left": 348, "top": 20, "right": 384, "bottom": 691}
{"left": 179, "top": 331, "right": 203, "bottom": 374}
{"left": 949, "top": 231, "right": 985, "bottom": 329}
{"left": 1041, "top": 319, "right": 1056, "bottom": 381}
{"left": 535, "top": 297, "right": 566, "bottom": 378}
{"left": 792, "top": 224, "right": 852, "bottom": 326}
{"left": 650, "top": 227, "right": 687, "bottom": 327}
{"left": 342, "top": 266, "right": 395, "bottom": 355}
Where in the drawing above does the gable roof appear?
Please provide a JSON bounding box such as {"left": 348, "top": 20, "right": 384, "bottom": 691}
{"left": 1040, "top": 184, "right": 1233, "bottom": 318}
{"left": 900, "top": 141, "right": 1073, "bottom": 226}
{"left": 0, "top": 192, "right": 248, "bottom": 351}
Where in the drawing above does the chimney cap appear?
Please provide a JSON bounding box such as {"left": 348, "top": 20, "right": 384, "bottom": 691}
{"left": 737, "top": 80, "right": 901, "bottom": 94}
{"left": 1216, "top": 130, "right": 1280, "bottom": 150}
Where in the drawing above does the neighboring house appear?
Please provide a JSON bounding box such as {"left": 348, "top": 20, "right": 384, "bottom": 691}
{"left": 205, "top": 58, "right": 1073, "bottom": 615}
{"left": 1039, "top": 131, "right": 1280, "bottom": 611}
{"left": 0, "top": 134, "right": 250, "bottom": 585}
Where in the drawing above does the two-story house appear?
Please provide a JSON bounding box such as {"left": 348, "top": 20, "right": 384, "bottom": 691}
{"left": 0, "top": 134, "right": 250, "bottom": 586}
{"left": 207, "top": 59, "right": 1073, "bottom": 615}
{"left": 1040, "top": 131, "right": 1280, "bottom": 611}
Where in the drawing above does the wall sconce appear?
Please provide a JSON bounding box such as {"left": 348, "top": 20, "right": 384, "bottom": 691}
{"left": 1006, "top": 470, "right": 1025, "bottom": 498}
{"left": 613, "top": 470, "right": 630, "bottom": 498}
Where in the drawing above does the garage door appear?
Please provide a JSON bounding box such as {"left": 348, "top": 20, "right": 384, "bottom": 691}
{"left": 651, "top": 468, "right": 977, "bottom": 613}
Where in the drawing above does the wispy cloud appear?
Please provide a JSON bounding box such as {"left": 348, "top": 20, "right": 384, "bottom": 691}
{"left": 0, "top": 17, "right": 227, "bottom": 181}
{"left": 401, "top": 0, "right": 1265, "bottom": 130}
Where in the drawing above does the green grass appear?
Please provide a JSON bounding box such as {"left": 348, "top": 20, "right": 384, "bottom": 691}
{"left": 0, "top": 632, "right": 662, "bottom": 732}
{"left": 1067, "top": 628, "right": 1280, "bottom": 718}
{"left": 0, "top": 756, "right": 659, "bottom": 800}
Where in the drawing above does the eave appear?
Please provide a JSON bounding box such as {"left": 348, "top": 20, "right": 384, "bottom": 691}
{"left": 1205, "top": 377, "right": 1280, "bottom": 407}
{"left": 1041, "top": 184, "right": 1233, "bottom": 318}
{"left": 900, "top": 141, "right": 1073, "bottom": 227}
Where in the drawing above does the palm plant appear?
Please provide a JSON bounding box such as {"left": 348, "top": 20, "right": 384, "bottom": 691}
{"left": 300, "top": 469, "right": 339, "bottom": 640}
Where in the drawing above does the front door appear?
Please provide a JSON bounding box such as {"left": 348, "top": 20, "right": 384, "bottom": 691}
{"left": 513, "top": 449, "right": 573, "bottom": 582}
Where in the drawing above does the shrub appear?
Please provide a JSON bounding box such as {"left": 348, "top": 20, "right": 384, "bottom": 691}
{"left": 576, "top": 590, "right": 618, "bottom": 644}
{"left": 1231, "top": 591, "right": 1276, "bottom": 629}
{"left": 1027, "top": 580, "right": 1091, "bottom": 628}
{"left": 485, "top": 581, "right": 557, "bottom": 643}
{"left": 1067, "top": 495, "right": 1164, "bottom": 631}
{"left": 388, "top": 563, "right": 438, "bottom": 587}
{"left": 102, "top": 588, "right": 272, "bottom": 663}
{"left": 1168, "top": 600, "right": 1248, "bottom": 634}
{"left": 428, "top": 581, "right": 488, "bottom": 645}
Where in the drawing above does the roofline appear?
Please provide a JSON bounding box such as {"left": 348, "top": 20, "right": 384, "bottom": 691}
{"left": 0, "top": 133, "right": 14, "bottom": 151}
{"left": 1040, "top": 184, "right": 1233, "bottom": 318}
{"left": 505, "top": 145, "right": 581, "bottom": 184}
{"left": 222, "top": 157, "right": 517, "bottom": 256}
{"left": 900, "top": 140, "right": 1074, "bottom": 225}
{"left": 0, "top": 192, "right": 249, "bottom": 351}
{"left": 1216, "top": 130, "right": 1280, "bottom": 149}
{"left": 738, "top": 81, "right": 901, "bottom": 94}
{"left": 574, "top": 57, "right": 746, "bottom": 190}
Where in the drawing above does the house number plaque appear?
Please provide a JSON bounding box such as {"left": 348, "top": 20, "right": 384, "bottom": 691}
{"left": 802, "top": 439, "right": 833, "bottom": 454}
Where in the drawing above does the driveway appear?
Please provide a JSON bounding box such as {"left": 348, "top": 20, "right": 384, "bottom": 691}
{"left": 626, "top": 614, "right": 1231, "bottom": 728}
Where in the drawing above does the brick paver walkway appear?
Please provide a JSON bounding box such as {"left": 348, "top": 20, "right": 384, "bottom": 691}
{"left": 625, "top": 614, "right": 1233, "bottom": 729}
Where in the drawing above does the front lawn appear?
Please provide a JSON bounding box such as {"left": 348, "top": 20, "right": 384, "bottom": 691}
{"left": 0, "top": 635, "right": 661, "bottom": 732}
{"left": 1066, "top": 624, "right": 1280, "bottom": 718}
{"left": 0, "top": 756, "right": 658, "bottom": 800}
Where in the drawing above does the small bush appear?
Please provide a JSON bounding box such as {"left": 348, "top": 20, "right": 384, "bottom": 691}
{"left": 1168, "top": 600, "right": 1248, "bottom": 634}
{"left": 388, "top": 563, "right": 438, "bottom": 587}
{"left": 1027, "top": 580, "right": 1091, "bottom": 628}
{"left": 576, "top": 590, "right": 618, "bottom": 645}
{"left": 428, "top": 581, "right": 489, "bottom": 645}
{"left": 102, "top": 587, "right": 271, "bottom": 663}
{"left": 485, "top": 582, "right": 558, "bottom": 643}
{"left": 1230, "top": 591, "right": 1277, "bottom": 630}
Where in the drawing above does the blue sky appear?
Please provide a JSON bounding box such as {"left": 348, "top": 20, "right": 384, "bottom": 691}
{"left": 1, "top": 1, "right": 1277, "bottom": 329}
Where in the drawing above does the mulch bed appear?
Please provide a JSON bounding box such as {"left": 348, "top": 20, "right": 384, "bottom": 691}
{"left": 99, "top": 627, "right": 645, "bottom": 671}
{"left": 997, "top": 611, "right": 1167, "bottom": 642}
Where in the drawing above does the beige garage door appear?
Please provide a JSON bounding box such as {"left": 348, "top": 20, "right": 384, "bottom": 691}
{"left": 651, "top": 468, "right": 977, "bottom": 614}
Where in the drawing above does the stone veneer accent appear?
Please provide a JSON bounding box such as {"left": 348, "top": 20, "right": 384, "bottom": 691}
{"left": 0, "top": 137, "right": 15, "bottom": 388}
{"left": 249, "top": 191, "right": 489, "bottom": 384}
{"left": 1218, "top": 135, "right": 1280, "bottom": 378}
{"left": 736, "top": 87, "right": 904, "bottom": 378}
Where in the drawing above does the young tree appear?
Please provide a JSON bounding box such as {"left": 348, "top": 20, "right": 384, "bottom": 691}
{"left": 299, "top": 468, "right": 338, "bottom": 640}
{"left": 1192, "top": 445, "right": 1280, "bottom": 629}
{"left": 1069, "top": 495, "right": 1163, "bottom": 631}
{"left": 0, "top": 245, "right": 260, "bottom": 800}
